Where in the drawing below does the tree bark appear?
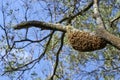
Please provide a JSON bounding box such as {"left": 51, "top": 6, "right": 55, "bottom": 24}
{"left": 13, "top": 20, "right": 120, "bottom": 50}
{"left": 92, "top": 0, "right": 120, "bottom": 50}
{"left": 14, "top": 21, "right": 66, "bottom": 32}
{"left": 96, "top": 27, "right": 120, "bottom": 50}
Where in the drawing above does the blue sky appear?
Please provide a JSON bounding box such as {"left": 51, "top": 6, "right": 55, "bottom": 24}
{"left": 0, "top": 0, "right": 52, "bottom": 79}
{"left": 0, "top": 0, "right": 120, "bottom": 80}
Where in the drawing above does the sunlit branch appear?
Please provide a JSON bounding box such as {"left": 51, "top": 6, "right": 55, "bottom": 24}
{"left": 93, "top": 0, "right": 120, "bottom": 50}
{"left": 13, "top": 0, "right": 120, "bottom": 51}
{"left": 13, "top": 21, "right": 66, "bottom": 32}
{"left": 13, "top": 1, "right": 93, "bottom": 31}
{"left": 93, "top": 0, "right": 105, "bottom": 29}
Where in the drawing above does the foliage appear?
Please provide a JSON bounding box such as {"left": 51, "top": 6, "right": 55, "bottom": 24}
{"left": 0, "top": 0, "right": 120, "bottom": 80}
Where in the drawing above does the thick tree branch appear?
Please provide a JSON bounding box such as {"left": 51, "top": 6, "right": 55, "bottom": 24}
{"left": 13, "top": 1, "right": 94, "bottom": 31}
{"left": 13, "top": 0, "right": 120, "bottom": 50}
{"left": 13, "top": 19, "right": 120, "bottom": 50}
{"left": 93, "top": 0, "right": 105, "bottom": 29}
{"left": 14, "top": 21, "right": 66, "bottom": 32}
{"left": 96, "top": 28, "right": 120, "bottom": 50}
{"left": 93, "top": 0, "right": 120, "bottom": 50}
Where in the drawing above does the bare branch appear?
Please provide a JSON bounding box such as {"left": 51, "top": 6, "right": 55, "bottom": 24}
{"left": 93, "top": 0, "right": 120, "bottom": 50}
{"left": 50, "top": 32, "right": 65, "bottom": 80}
{"left": 3, "top": 31, "right": 55, "bottom": 74}
{"left": 13, "top": 1, "right": 120, "bottom": 51}
{"left": 13, "top": 19, "right": 120, "bottom": 50}
{"left": 10, "top": 33, "right": 51, "bottom": 49}
{"left": 93, "top": 0, "right": 105, "bottom": 29}
{"left": 111, "top": 15, "right": 120, "bottom": 23}
{"left": 59, "top": 1, "right": 93, "bottom": 23}
{"left": 110, "top": 15, "right": 120, "bottom": 27}
{"left": 13, "top": 21, "right": 66, "bottom": 32}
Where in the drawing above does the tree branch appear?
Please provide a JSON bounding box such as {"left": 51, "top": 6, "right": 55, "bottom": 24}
{"left": 96, "top": 28, "right": 120, "bottom": 50}
{"left": 110, "top": 15, "right": 120, "bottom": 27}
{"left": 13, "top": 21, "right": 66, "bottom": 32}
{"left": 50, "top": 32, "right": 65, "bottom": 80}
{"left": 111, "top": 15, "right": 120, "bottom": 23}
{"left": 13, "top": 19, "right": 120, "bottom": 50}
{"left": 3, "top": 31, "right": 55, "bottom": 74}
{"left": 93, "top": 0, "right": 105, "bottom": 29}
{"left": 9, "top": 32, "right": 51, "bottom": 51}
{"left": 13, "top": 0, "right": 120, "bottom": 51}
{"left": 93, "top": 0, "right": 120, "bottom": 50}
{"left": 59, "top": 1, "right": 93, "bottom": 23}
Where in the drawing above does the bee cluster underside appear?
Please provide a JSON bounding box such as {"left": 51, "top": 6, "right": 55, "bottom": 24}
{"left": 67, "top": 29, "right": 107, "bottom": 52}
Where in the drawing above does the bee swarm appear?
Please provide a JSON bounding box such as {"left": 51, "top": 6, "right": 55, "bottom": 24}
{"left": 66, "top": 26, "right": 107, "bottom": 52}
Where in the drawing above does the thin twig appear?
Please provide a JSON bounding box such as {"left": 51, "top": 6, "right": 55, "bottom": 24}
{"left": 58, "top": 1, "right": 93, "bottom": 23}
{"left": 50, "top": 32, "right": 65, "bottom": 80}
{"left": 110, "top": 15, "right": 120, "bottom": 27}
{"left": 2, "top": 31, "right": 55, "bottom": 74}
